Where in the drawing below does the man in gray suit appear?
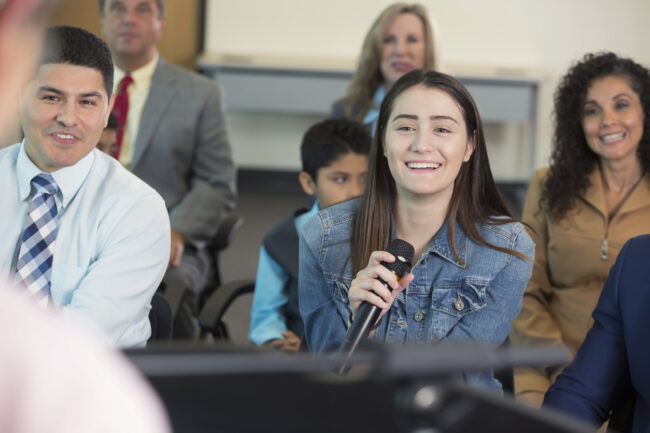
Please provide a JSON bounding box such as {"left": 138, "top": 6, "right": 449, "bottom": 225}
{"left": 100, "top": 0, "right": 237, "bottom": 338}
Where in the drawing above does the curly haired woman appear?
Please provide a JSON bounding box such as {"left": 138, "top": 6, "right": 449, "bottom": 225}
{"left": 511, "top": 52, "right": 650, "bottom": 407}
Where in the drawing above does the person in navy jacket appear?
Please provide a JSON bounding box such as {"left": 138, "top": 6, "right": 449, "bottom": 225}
{"left": 544, "top": 234, "right": 650, "bottom": 433}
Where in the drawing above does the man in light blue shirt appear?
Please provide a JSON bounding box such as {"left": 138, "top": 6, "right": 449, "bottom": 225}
{"left": 0, "top": 26, "right": 169, "bottom": 348}
{"left": 249, "top": 119, "right": 371, "bottom": 350}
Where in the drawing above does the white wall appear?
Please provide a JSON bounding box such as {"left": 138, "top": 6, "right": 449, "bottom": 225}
{"left": 204, "top": 0, "right": 650, "bottom": 176}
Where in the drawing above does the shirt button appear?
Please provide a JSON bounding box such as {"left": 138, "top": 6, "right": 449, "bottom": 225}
{"left": 414, "top": 312, "right": 425, "bottom": 322}
{"left": 420, "top": 258, "right": 428, "bottom": 265}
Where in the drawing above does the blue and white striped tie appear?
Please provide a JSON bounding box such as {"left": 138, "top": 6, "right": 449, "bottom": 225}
{"left": 15, "top": 173, "right": 59, "bottom": 309}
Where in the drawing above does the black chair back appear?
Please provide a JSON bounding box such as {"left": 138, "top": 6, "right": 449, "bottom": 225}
{"left": 199, "top": 279, "right": 255, "bottom": 341}
{"left": 148, "top": 292, "right": 173, "bottom": 342}
{"left": 200, "top": 215, "right": 245, "bottom": 308}
{"left": 496, "top": 181, "right": 529, "bottom": 219}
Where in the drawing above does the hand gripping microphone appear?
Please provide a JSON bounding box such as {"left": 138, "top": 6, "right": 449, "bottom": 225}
{"left": 338, "top": 239, "right": 414, "bottom": 374}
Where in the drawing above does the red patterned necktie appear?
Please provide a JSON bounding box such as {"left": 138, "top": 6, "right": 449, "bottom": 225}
{"left": 111, "top": 75, "right": 133, "bottom": 159}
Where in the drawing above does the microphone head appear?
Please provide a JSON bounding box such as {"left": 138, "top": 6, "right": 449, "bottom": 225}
{"left": 384, "top": 238, "right": 415, "bottom": 277}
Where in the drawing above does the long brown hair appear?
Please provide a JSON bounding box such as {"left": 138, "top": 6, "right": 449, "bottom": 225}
{"left": 344, "top": 3, "right": 438, "bottom": 121}
{"left": 350, "top": 70, "right": 526, "bottom": 274}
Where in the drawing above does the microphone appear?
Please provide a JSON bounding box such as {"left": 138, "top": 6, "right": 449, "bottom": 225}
{"left": 338, "top": 238, "right": 414, "bottom": 374}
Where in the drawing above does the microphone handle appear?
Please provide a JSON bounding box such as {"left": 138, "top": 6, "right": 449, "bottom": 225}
{"left": 337, "top": 278, "right": 389, "bottom": 374}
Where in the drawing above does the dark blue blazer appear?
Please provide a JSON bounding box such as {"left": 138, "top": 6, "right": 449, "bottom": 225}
{"left": 543, "top": 235, "right": 650, "bottom": 433}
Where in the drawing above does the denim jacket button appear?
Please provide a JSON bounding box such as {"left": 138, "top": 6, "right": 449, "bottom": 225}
{"left": 414, "top": 312, "right": 425, "bottom": 322}
{"left": 420, "top": 258, "right": 428, "bottom": 265}
{"left": 454, "top": 293, "right": 465, "bottom": 311}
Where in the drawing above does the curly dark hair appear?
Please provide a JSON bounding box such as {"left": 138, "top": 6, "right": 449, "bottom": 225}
{"left": 543, "top": 52, "right": 650, "bottom": 220}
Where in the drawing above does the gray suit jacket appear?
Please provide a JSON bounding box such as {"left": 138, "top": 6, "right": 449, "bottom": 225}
{"left": 131, "top": 58, "right": 236, "bottom": 246}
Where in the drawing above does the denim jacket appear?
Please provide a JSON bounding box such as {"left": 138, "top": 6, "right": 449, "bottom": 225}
{"left": 298, "top": 198, "right": 534, "bottom": 391}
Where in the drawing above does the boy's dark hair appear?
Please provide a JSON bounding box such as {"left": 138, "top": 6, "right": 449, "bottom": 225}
{"left": 106, "top": 113, "right": 118, "bottom": 130}
{"left": 300, "top": 119, "right": 371, "bottom": 180}
{"left": 42, "top": 26, "right": 114, "bottom": 98}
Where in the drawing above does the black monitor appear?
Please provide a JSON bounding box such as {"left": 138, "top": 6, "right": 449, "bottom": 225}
{"left": 126, "top": 343, "right": 592, "bottom": 433}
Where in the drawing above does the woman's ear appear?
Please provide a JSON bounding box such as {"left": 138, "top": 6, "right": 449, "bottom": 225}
{"left": 298, "top": 171, "right": 317, "bottom": 196}
{"left": 463, "top": 132, "right": 477, "bottom": 162}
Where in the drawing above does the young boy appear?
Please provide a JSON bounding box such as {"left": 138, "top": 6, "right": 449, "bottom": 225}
{"left": 97, "top": 113, "right": 118, "bottom": 155}
{"left": 249, "top": 119, "right": 371, "bottom": 351}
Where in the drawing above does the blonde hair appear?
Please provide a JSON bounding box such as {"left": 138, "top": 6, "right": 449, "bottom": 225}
{"left": 343, "top": 3, "right": 438, "bottom": 120}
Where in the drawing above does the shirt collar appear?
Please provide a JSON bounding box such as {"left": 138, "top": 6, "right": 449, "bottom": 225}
{"left": 373, "top": 86, "right": 386, "bottom": 107}
{"left": 113, "top": 51, "right": 159, "bottom": 91}
{"left": 581, "top": 164, "right": 650, "bottom": 219}
{"left": 16, "top": 141, "right": 95, "bottom": 208}
{"left": 621, "top": 173, "right": 650, "bottom": 215}
{"left": 581, "top": 165, "right": 607, "bottom": 217}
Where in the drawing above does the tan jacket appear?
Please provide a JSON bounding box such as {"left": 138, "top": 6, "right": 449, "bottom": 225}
{"left": 511, "top": 167, "right": 650, "bottom": 396}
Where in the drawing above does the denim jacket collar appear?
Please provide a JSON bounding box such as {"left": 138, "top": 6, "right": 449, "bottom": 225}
{"left": 425, "top": 217, "right": 468, "bottom": 269}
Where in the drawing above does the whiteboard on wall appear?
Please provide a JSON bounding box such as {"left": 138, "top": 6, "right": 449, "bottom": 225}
{"left": 203, "top": 0, "right": 650, "bottom": 75}
{"left": 202, "top": 0, "right": 650, "bottom": 170}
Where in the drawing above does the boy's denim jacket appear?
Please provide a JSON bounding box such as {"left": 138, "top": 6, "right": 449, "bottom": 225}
{"left": 299, "top": 198, "right": 534, "bottom": 391}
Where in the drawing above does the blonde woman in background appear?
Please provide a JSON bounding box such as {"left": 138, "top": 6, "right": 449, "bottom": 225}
{"left": 330, "top": 3, "right": 438, "bottom": 133}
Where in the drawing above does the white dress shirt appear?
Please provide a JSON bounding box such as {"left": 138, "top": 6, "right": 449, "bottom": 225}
{"left": 113, "top": 52, "right": 159, "bottom": 169}
{"left": 0, "top": 142, "right": 170, "bottom": 347}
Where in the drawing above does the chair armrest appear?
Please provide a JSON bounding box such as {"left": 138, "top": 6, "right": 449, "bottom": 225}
{"left": 210, "top": 215, "right": 245, "bottom": 253}
{"left": 198, "top": 279, "right": 255, "bottom": 334}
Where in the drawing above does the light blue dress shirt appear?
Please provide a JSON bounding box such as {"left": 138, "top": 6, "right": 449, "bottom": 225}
{"left": 249, "top": 201, "right": 319, "bottom": 345}
{"left": 363, "top": 86, "right": 385, "bottom": 135}
{"left": 0, "top": 142, "right": 170, "bottom": 348}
